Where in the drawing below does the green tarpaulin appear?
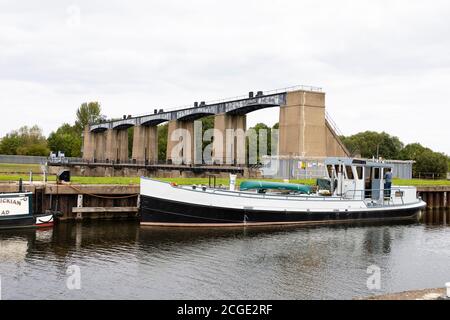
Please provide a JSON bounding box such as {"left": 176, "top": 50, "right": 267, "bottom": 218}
{"left": 239, "top": 181, "right": 311, "bottom": 194}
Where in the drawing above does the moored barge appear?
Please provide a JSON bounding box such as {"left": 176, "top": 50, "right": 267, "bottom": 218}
{"left": 140, "top": 158, "right": 426, "bottom": 227}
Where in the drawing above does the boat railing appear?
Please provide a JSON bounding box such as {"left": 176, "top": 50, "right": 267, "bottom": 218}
{"left": 342, "top": 187, "right": 407, "bottom": 206}
{"left": 206, "top": 187, "right": 334, "bottom": 201}
{"left": 203, "top": 186, "right": 413, "bottom": 206}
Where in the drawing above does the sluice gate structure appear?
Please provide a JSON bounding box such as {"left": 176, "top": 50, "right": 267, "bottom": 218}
{"left": 77, "top": 86, "right": 349, "bottom": 177}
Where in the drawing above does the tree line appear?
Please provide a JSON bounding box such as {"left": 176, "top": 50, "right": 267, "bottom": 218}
{"left": 0, "top": 102, "right": 102, "bottom": 157}
{"left": 0, "top": 103, "right": 448, "bottom": 177}
{"left": 340, "top": 131, "right": 449, "bottom": 178}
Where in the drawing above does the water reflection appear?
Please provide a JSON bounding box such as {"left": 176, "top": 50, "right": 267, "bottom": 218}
{"left": 0, "top": 209, "right": 448, "bottom": 300}
{"left": 421, "top": 208, "right": 450, "bottom": 225}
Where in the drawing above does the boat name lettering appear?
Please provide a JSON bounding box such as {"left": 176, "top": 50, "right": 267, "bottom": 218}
{"left": 0, "top": 198, "right": 22, "bottom": 206}
{"left": 1, "top": 210, "right": 11, "bottom": 215}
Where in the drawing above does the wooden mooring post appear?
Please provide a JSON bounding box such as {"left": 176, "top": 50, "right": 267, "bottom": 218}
{"left": 417, "top": 187, "right": 450, "bottom": 210}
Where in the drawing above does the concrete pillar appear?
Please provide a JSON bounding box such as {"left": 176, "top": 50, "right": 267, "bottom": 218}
{"left": 278, "top": 90, "right": 348, "bottom": 157}
{"left": 166, "top": 120, "right": 195, "bottom": 164}
{"left": 93, "top": 131, "right": 107, "bottom": 162}
{"left": 279, "top": 90, "right": 326, "bottom": 157}
{"left": 213, "top": 113, "right": 246, "bottom": 165}
{"left": 105, "top": 129, "right": 129, "bottom": 163}
{"left": 105, "top": 129, "right": 114, "bottom": 162}
{"left": 132, "top": 125, "right": 158, "bottom": 164}
{"left": 82, "top": 127, "right": 95, "bottom": 161}
{"left": 118, "top": 129, "right": 129, "bottom": 163}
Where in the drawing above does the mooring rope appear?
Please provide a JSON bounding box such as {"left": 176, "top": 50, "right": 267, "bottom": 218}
{"left": 65, "top": 184, "right": 139, "bottom": 199}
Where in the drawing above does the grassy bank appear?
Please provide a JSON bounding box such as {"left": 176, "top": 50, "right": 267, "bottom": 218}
{"left": 0, "top": 163, "right": 42, "bottom": 174}
{"left": 0, "top": 174, "right": 316, "bottom": 186}
{"left": 0, "top": 162, "right": 449, "bottom": 186}
{"left": 0, "top": 173, "right": 449, "bottom": 186}
{"left": 393, "top": 179, "right": 450, "bottom": 186}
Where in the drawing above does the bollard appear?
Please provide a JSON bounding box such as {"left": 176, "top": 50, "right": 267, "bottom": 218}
{"left": 229, "top": 174, "right": 237, "bottom": 191}
{"left": 77, "top": 194, "right": 83, "bottom": 208}
{"left": 446, "top": 282, "right": 450, "bottom": 298}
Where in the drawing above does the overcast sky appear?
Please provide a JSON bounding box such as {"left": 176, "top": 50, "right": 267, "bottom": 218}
{"left": 0, "top": 0, "right": 449, "bottom": 154}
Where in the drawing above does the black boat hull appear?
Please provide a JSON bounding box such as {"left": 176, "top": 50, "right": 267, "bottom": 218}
{"left": 0, "top": 213, "right": 55, "bottom": 230}
{"left": 140, "top": 195, "right": 423, "bottom": 227}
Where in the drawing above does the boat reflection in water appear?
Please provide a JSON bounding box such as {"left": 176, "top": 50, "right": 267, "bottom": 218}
{"left": 0, "top": 228, "right": 55, "bottom": 262}
{"left": 0, "top": 237, "right": 29, "bottom": 263}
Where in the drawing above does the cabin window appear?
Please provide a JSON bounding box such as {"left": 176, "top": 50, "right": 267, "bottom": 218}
{"left": 327, "top": 165, "right": 333, "bottom": 179}
{"left": 334, "top": 165, "right": 341, "bottom": 174}
{"left": 355, "top": 166, "right": 363, "bottom": 180}
{"left": 345, "top": 166, "right": 354, "bottom": 179}
{"left": 374, "top": 168, "right": 380, "bottom": 179}
{"left": 365, "top": 167, "right": 372, "bottom": 180}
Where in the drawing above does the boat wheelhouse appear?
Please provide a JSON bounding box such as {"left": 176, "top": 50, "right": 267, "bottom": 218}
{"left": 321, "top": 158, "right": 413, "bottom": 204}
{"left": 139, "top": 158, "right": 426, "bottom": 227}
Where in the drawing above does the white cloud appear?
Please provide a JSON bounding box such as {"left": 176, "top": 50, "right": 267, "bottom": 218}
{"left": 0, "top": 0, "right": 448, "bottom": 154}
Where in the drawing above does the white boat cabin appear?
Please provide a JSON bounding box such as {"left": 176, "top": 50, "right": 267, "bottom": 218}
{"left": 323, "top": 158, "right": 397, "bottom": 202}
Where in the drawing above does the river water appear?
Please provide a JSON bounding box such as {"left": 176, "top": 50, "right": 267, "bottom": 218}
{"left": 0, "top": 209, "right": 449, "bottom": 300}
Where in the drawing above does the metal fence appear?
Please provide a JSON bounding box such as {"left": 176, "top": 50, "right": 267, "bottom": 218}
{"left": 386, "top": 160, "right": 414, "bottom": 180}
{"left": 414, "top": 172, "right": 448, "bottom": 180}
{"left": 260, "top": 157, "right": 327, "bottom": 180}
{"left": 0, "top": 154, "right": 82, "bottom": 165}
{"left": 0, "top": 155, "right": 48, "bottom": 165}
